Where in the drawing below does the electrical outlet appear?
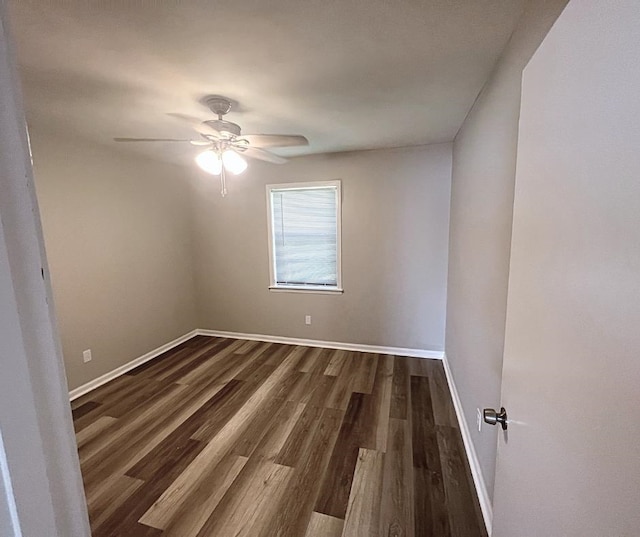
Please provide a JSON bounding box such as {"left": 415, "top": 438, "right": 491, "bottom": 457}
{"left": 477, "top": 408, "right": 482, "bottom": 432}
{"left": 305, "top": 315, "right": 312, "bottom": 325}
{"left": 83, "top": 349, "right": 92, "bottom": 363}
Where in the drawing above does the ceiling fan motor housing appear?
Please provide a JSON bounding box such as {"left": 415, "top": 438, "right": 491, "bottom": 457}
{"left": 204, "top": 119, "right": 241, "bottom": 137}
{"left": 202, "top": 96, "right": 241, "bottom": 137}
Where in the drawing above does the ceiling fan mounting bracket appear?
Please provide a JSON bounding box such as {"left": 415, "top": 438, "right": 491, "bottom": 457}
{"left": 204, "top": 95, "right": 233, "bottom": 118}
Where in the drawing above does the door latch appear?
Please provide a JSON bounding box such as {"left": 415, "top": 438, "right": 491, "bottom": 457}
{"left": 483, "top": 407, "right": 508, "bottom": 430}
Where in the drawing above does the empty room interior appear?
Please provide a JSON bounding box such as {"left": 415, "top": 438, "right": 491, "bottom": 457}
{"left": 2, "top": 1, "right": 640, "bottom": 536}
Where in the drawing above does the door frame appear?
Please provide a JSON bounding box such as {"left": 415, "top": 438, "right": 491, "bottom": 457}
{"left": 0, "top": 2, "right": 91, "bottom": 535}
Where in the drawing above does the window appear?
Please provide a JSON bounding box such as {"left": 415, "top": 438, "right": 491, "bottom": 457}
{"left": 266, "top": 181, "right": 342, "bottom": 293}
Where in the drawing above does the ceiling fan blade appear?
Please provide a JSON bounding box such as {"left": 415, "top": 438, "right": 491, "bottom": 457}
{"left": 167, "top": 113, "right": 223, "bottom": 138}
{"left": 114, "top": 137, "right": 201, "bottom": 142}
{"left": 241, "top": 146, "right": 288, "bottom": 164}
{"left": 240, "top": 134, "right": 308, "bottom": 148}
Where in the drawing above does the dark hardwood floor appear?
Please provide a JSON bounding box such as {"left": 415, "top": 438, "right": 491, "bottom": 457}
{"left": 71, "top": 335, "right": 487, "bottom": 537}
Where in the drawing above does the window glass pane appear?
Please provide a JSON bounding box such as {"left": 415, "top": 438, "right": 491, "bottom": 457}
{"left": 271, "top": 187, "right": 337, "bottom": 286}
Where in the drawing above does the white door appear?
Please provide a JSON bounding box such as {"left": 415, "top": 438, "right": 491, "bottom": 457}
{"left": 491, "top": 1, "right": 640, "bottom": 536}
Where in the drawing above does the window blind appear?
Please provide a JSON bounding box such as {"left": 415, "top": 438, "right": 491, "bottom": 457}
{"left": 271, "top": 186, "right": 338, "bottom": 286}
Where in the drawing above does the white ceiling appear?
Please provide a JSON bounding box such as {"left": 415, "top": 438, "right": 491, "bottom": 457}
{"left": 8, "top": 0, "right": 524, "bottom": 162}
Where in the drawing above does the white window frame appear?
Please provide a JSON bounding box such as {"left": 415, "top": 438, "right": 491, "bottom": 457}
{"left": 266, "top": 180, "right": 343, "bottom": 294}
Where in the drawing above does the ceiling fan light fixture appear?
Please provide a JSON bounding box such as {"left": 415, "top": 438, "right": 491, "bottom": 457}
{"left": 222, "top": 149, "right": 248, "bottom": 175}
{"left": 116, "top": 96, "right": 307, "bottom": 195}
{"left": 195, "top": 150, "right": 222, "bottom": 175}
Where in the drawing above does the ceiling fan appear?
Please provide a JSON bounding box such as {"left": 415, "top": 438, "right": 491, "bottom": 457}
{"left": 114, "top": 95, "right": 309, "bottom": 196}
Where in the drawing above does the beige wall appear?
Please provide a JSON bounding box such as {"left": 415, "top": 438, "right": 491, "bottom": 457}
{"left": 30, "top": 132, "right": 198, "bottom": 390}
{"left": 445, "top": 0, "right": 568, "bottom": 501}
{"left": 193, "top": 144, "right": 452, "bottom": 351}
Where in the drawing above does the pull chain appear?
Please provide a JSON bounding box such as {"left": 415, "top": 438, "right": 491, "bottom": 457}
{"left": 220, "top": 163, "right": 227, "bottom": 197}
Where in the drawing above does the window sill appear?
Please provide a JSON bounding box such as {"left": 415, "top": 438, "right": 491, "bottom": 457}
{"left": 269, "top": 285, "right": 344, "bottom": 295}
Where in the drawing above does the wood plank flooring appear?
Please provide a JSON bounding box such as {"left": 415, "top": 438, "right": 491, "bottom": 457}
{"left": 71, "top": 336, "right": 487, "bottom": 537}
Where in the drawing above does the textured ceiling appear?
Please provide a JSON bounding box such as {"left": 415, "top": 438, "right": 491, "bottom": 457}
{"left": 8, "top": 0, "right": 524, "bottom": 163}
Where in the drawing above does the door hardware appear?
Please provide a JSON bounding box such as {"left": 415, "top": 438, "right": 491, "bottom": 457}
{"left": 483, "top": 407, "right": 508, "bottom": 430}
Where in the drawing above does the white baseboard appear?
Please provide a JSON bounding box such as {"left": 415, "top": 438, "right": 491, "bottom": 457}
{"left": 442, "top": 353, "right": 492, "bottom": 534}
{"left": 195, "top": 329, "right": 444, "bottom": 359}
{"left": 69, "top": 329, "right": 442, "bottom": 402}
{"left": 68, "top": 330, "right": 199, "bottom": 401}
